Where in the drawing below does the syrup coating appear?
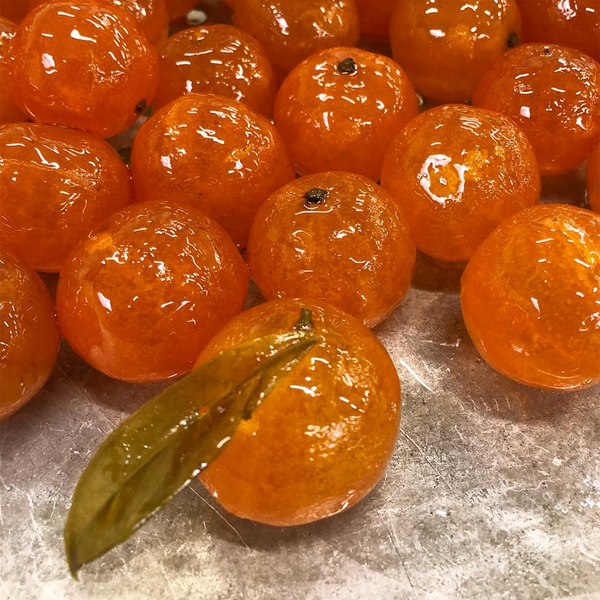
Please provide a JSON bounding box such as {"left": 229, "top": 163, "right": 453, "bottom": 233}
{"left": 381, "top": 104, "right": 541, "bottom": 262}
{"left": 56, "top": 201, "right": 248, "bottom": 383}
{"left": 518, "top": 0, "right": 599, "bottom": 61}
{"left": 355, "top": 0, "right": 396, "bottom": 37}
{"left": 9, "top": 2, "right": 159, "bottom": 138}
{"left": 473, "top": 43, "right": 600, "bottom": 176}
{"left": 274, "top": 47, "right": 419, "bottom": 181}
{"left": 0, "top": 123, "right": 132, "bottom": 272}
{"left": 0, "top": 17, "right": 26, "bottom": 124}
{"left": 588, "top": 144, "right": 599, "bottom": 213}
{"left": 0, "top": 250, "right": 60, "bottom": 421}
{"left": 154, "top": 24, "right": 277, "bottom": 117}
{"left": 131, "top": 93, "right": 295, "bottom": 247}
{"left": 198, "top": 298, "right": 401, "bottom": 526}
{"left": 461, "top": 204, "right": 600, "bottom": 391}
{"left": 232, "top": 0, "right": 360, "bottom": 75}
{"left": 390, "top": 0, "right": 522, "bottom": 103}
{"left": 248, "top": 172, "right": 416, "bottom": 328}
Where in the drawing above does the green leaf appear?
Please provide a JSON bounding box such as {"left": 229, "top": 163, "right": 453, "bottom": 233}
{"left": 64, "top": 316, "right": 318, "bottom": 578}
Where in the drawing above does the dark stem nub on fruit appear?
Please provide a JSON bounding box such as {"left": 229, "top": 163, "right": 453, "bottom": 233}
{"left": 303, "top": 188, "right": 329, "bottom": 208}
{"left": 337, "top": 57, "right": 358, "bottom": 75}
{"left": 507, "top": 30, "right": 519, "bottom": 48}
{"left": 542, "top": 46, "right": 552, "bottom": 56}
{"left": 136, "top": 99, "right": 148, "bottom": 114}
{"left": 294, "top": 308, "right": 315, "bottom": 333}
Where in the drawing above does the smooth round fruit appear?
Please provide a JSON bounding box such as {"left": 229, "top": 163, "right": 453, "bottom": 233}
{"left": 473, "top": 43, "right": 600, "bottom": 176}
{"left": 0, "top": 123, "right": 132, "bottom": 272}
{"left": 0, "top": 250, "right": 60, "bottom": 421}
{"left": 588, "top": 144, "right": 599, "bottom": 213}
{"left": 355, "top": 0, "right": 395, "bottom": 37}
{"left": 518, "top": 0, "right": 599, "bottom": 62}
{"left": 131, "top": 93, "right": 295, "bottom": 247}
{"left": 198, "top": 298, "right": 401, "bottom": 526}
{"left": 274, "top": 47, "right": 418, "bottom": 181}
{"left": 0, "top": 17, "right": 26, "bottom": 124}
{"left": 165, "top": 0, "right": 197, "bottom": 22}
{"left": 56, "top": 201, "right": 248, "bottom": 383}
{"left": 461, "top": 204, "right": 600, "bottom": 391}
{"left": 232, "top": 0, "right": 360, "bottom": 75}
{"left": 390, "top": 0, "right": 522, "bottom": 103}
{"left": 381, "top": 104, "right": 541, "bottom": 263}
{"left": 0, "top": 0, "right": 29, "bottom": 22}
{"left": 28, "top": 0, "right": 170, "bottom": 45}
{"left": 248, "top": 173, "right": 416, "bottom": 328}
{"left": 9, "top": 2, "right": 159, "bottom": 138}
{"left": 154, "top": 24, "right": 277, "bottom": 116}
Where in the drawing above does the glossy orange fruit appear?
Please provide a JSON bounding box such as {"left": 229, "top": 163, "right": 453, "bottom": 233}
{"left": 588, "top": 144, "right": 600, "bottom": 213}
{"left": 518, "top": 0, "right": 599, "bottom": 62}
{"left": 9, "top": 2, "right": 159, "bottom": 138}
{"left": 461, "top": 204, "right": 600, "bottom": 391}
{"left": 274, "top": 47, "right": 418, "bottom": 181}
{"left": 0, "top": 0, "right": 29, "bottom": 22}
{"left": 248, "top": 172, "right": 416, "bottom": 328}
{"left": 232, "top": 0, "right": 360, "bottom": 76}
{"left": 0, "top": 123, "right": 132, "bottom": 273}
{"left": 381, "top": 104, "right": 541, "bottom": 263}
{"left": 154, "top": 24, "right": 277, "bottom": 117}
{"left": 27, "top": 0, "right": 170, "bottom": 45}
{"left": 57, "top": 201, "right": 248, "bottom": 383}
{"left": 0, "top": 17, "right": 26, "bottom": 124}
{"left": 164, "top": 0, "right": 197, "bottom": 22}
{"left": 0, "top": 249, "right": 60, "bottom": 421}
{"left": 131, "top": 93, "right": 295, "bottom": 247}
{"left": 198, "top": 298, "right": 401, "bottom": 526}
{"left": 355, "top": 0, "right": 395, "bottom": 37}
{"left": 390, "top": 0, "right": 522, "bottom": 103}
{"left": 473, "top": 43, "right": 600, "bottom": 176}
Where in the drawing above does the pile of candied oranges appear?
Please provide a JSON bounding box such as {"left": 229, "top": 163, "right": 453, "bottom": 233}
{"left": 0, "top": 0, "right": 599, "bottom": 528}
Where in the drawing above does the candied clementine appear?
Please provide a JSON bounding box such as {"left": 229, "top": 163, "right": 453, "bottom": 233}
{"left": 165, "top": 0, "right": 197, "bottom": 22}
{"left": 355, "top": 0, "right": 395, "bottom": 37}
{"left": 0, "top": 17, "right": 26, "bottom": 124}
{"left": 198, "top": 298, "right": 401, "bottom": 526}
{"left": 461, "top": 204, "right": 600, "bottom": 391}
{"left": 0, "top": 0, "right": 29, "bottom": 22}
{"left": 27, "top": 0, "right": 169, "bottom": 45}
{"left": 390, "top": 0, "right": 522, "bottom": 103}
{"left": 153, "top": 24, "right": 277, "bottom": 116}
{"left": 0, "top": 123, "right": 132, "bottom": 273}
{"left": 248, "top": 173, "right": 416, "bottom": 328}
{"left": 9, "top": 2, "right": 159, "bottom": 138}
{"left": 274, "top": 47, "right": 418, "bottom": 181}
{"left": 381, "top": 104, "right": 541, "bottom": 263}
{"left": 131, "top": 93, "right": 295, "bottom": 247}
{"left": 0, "top": 249, "right": 60, "bottom": 421}
{"left": 57, "top": 201, "right": 248, "bottom": 383}
{"left": 232, "top": 0, "right": 360, "bottom": 76}
{"left": 473, "top": 44, "right": 600, "bottom": 176}
{"left": 518, "top": 0, "right": 599, "bottom": 62}
{"left": 588, "top": 144, "right": 600, "bottom": 213}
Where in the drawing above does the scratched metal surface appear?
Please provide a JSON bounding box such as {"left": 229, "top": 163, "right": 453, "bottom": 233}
{"left": 2, "top": 3, "right": 600, "bottom": 597}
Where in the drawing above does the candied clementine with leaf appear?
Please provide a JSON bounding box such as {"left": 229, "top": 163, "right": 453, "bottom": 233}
{"left": 381, "top": 104, "right": 541, "bottom": 262}
{"left": 154, "top": 24, "right": 277, "bottom": 116}
{"left": 248, "top": 172, "right": 416, "bottom": 328}
{"left": 57, "top": 201, "right": 248, "bottom": 383}
{"left": 588, "top": 144, "right": 600, "bottom": 213}
{"left": 0, "top": 17, "right": 26, "bottom": 124}
{"left": 131, "top": 93, "right": 295, "bottom": 247}
{"left": 518, "top": 0, "right": 599, "bottom": 62}
{"left": 9, "top": 2, "right": 159, "bottom": 138}
{"left": 390, "top": 0, "right": 522, "bottom": 103}
{"left": 232, "top": 0, "right": 360, "bottom": 75}
{"left": 461, "top": 204, "right": 600, "bottom": 391}
{"left": 0, "top": 249, "right": 60, "bottom": 421}
{"left": 0, "top": 123, "right": 132, "bottom": 272}
{"left": 198, "top": 298, "right": 401, "bottom": 526}
{"left": 473, "top": 43, "right": 600, "bottom": 176}
{"left": 274, "top": 47, "right": 418, "bottom": 181}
